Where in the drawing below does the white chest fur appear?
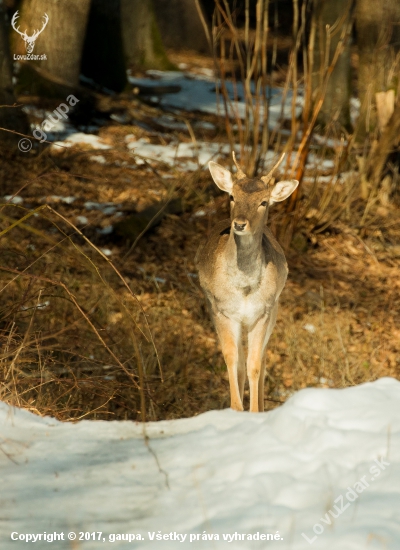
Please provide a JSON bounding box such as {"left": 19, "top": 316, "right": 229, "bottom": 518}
{"left": 233, "top": 292, "right": 268, "bottom": 325}
{"left": 212, "top": 261, "right": 278, "bottom": 326}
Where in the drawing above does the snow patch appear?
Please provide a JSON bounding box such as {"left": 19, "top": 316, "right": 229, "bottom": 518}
{"left": 90, "top": 154, "right": 107, "bottom": 164}
{"left": 52, "top": 133, "right": 111, "bottom": 151}
{"left": 3, "top": 195, "right": 23, "bottom": 204}
{"left": 127, "top": 136, "right": 231, "bottom": 170}
{"left": 128, "top": 71, "right": 302, "bottom": 128}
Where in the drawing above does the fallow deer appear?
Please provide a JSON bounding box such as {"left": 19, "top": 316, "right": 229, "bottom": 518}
{"left": 195, "top": 152, "right": 298, "bottom": 412}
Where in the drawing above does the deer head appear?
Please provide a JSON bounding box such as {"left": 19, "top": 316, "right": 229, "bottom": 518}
{"left": 11, "top": 11, "right": 49, "bottom": 54}
{"left": 209, "top": 152, "right": 299, "bottom": 237}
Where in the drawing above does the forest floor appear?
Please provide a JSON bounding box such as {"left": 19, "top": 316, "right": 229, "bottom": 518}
{"left": 0, "top": 51, "right": 399, "bottom": 422}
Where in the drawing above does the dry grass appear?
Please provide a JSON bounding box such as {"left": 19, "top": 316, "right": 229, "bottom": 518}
{"left": 1, "top": 138, "right": 399, "bottom": 422}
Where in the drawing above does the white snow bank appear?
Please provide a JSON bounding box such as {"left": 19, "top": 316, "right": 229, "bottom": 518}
{"left": 1, "top": 378, "right": 399, "bottom": 549}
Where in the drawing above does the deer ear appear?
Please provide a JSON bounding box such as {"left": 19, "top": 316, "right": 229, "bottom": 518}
{"left": 208, "top": 162, "right": 233, "bottom": 193}
{"left": 269, "top": 179, "right": 298, "bottom": 204}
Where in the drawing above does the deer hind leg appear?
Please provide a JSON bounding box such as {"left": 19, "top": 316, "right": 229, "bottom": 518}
{"left": 258, "top": 348, "right": 267, "bottom": 412}
{"left": 258, "top": 303, "right": 279, "bottom": 411}
{"left": 238, "top": 332, "right": 246, "bottom": 402}
{"left": 247, "top": 304, "right": 278, "bottom": 412}
{"left": 213, "top": 312, "right": 243, "bottom": 411}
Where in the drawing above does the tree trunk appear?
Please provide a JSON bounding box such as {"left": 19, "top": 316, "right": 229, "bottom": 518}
{"left": 312, "top": 0, "right": 353, "bottom": 131}
{"left": 356, "top": 0, "right": 400, "bottom": 139}
{"left": 0, "top": 4, "right": 28, "bottom": 145}
{"left": 121, "top": 0, "right": 174, "bottom": 71}
{"left": 14, "top": 0, "right": 91, "bottom": 88}
{"left": 81, "top": 0, "right": 127, "bottom": 93}
{"left": 153, "top": 0, "right": 209, "bottom": 54}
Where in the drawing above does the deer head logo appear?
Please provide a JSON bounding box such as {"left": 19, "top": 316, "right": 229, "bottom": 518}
{"left": 11, "top": 11, "right": 49, "bottom": 54}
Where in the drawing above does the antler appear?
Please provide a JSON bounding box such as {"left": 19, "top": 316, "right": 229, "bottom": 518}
{"left": 11, "top": 11, "right": 28, "bottom": 38}
{"left": 232, "top": 151, "right": 247, "bottom": 180}
{"left": 31, "top": 13, "right": 49, "bottom": 40}
{"left": 261, "top": 152, "right": 286, "bottom": 185}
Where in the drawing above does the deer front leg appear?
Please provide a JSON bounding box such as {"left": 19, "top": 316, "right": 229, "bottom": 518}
{"left": 213, "top": 312, "right": 244, "bottom": 411}
{"left": 247, "top": 305, "right": 278, "bottom": 412}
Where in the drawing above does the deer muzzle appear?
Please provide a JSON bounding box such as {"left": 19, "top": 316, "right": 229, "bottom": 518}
{"left": 233, "top": 218, "right": 249, "bottom": 234}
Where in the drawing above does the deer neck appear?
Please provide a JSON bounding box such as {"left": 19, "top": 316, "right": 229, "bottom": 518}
{"left": 225, "top": 229, "right": 263, "bottom": 277}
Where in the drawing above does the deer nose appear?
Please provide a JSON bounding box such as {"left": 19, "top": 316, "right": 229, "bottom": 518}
{"left": 233, "top": 220, "right": 248, "bottom": 232}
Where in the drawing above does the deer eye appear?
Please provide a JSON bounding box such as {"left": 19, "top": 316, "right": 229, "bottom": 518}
{"left": 260, "top": 200, "right": 268, "bottom": 207}
{"left": 229, "top": 195, "right": 234, "bottom": 202}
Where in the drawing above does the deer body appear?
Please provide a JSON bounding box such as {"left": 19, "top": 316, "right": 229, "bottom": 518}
{"left": 196, "top": 154, "right": 298, "bottom": 412}
{"left": 198, "top": 220, "right": 287, "bottom": 323}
